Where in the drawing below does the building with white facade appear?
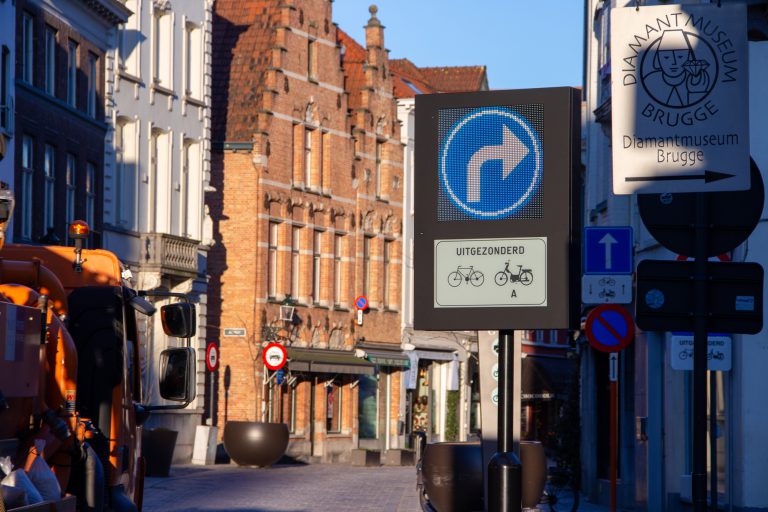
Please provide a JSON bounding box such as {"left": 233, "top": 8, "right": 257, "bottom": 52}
{"left": 582, "top": 1, "right": 768, "bottom": 510}
{"left": 0, "top": 0, "right": 15, "bottom": 197}
{"left": 105, "top": 0, "right": 213, "bottom": 462}
{"left": 392, "top": 60, "right": 488, "bottom": 444}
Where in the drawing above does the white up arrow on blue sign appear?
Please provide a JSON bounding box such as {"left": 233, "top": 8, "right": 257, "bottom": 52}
{"left": 439, "top": 108, "right": 542, "bottom": 219}
{"left": 584, "top": 227, "right": 633, "bottom": 275}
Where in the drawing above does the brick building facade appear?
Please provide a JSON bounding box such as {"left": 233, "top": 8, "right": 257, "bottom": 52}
{"left": 210, "top": 0, "right": 405, "bottom": 461}
{"left": 13, "top": 0, "right": 129, "bottom": 246}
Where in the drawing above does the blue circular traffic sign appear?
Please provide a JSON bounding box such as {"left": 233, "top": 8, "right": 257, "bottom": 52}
{"left": 439, "top": 107, "right": 542, "bottom": 219}
{"left": 585, "top": 304, "right": 635, "bottom": 353}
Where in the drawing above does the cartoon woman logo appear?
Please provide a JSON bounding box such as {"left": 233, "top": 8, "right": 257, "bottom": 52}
{"left": 640, "top": 29, "right": 718, "bottom": 109}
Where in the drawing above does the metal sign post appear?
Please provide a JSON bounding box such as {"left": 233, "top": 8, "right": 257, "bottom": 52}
{"left": 692, "top": 195, "right": 708, "bottom": 512}
{"left": 487, "top": 330, "right": 521, "bottom": 512}
{"left": 609, "top": 352, "right": 618, "bottom": 512}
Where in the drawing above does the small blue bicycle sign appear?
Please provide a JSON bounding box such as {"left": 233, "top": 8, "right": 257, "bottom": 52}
{"left": 439, "top": 106, "right": 543, "bottom": 220}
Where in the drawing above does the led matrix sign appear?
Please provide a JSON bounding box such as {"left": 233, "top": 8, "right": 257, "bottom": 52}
{"left": 438, "top": 105, "right": 544, "bottom": 221}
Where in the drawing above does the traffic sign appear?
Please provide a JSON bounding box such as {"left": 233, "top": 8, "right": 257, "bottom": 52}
{"left": 263, "top": 342, "right": 287, "bottom": 371}
{"left": 439, "top": 108, "right": 542, "bottom": 220}
{"left": 205, "top": 343, "right": 219, "bottom": 372}
{"left": 434, "top": 237, "right": 547, "bottom": 308}
{"left": 635, "top": 260, "right": 763, "bottom": 333}
{"left": 223, "top": 328, "right": 246, "bottom": 337}
{"left": 637, "top": 159, "right": 764, "bottom": 258}
{"left": 583, "top": 227, "right": 633, "bottom": 274}
{"left": 585, "top": 304, "right": 635, "bottom": 353}
{"left": 355, "top": 296, "right": 369, "bottom": 311}
{"left": 414, "top": 88, "right": 581, "bottom": 330}
{"left": 670, "top": 333, "right": 731, "bottom": 372}
{"left": 582, "top": 275, "right": 632, "bottom": 305}
{"left": 610, "top": 3, "right": 749, "bottom": 194}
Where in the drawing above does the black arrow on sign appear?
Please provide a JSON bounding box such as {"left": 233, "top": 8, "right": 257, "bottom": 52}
{"left": 625, "top": 170, "right": 735, "bottom": 183}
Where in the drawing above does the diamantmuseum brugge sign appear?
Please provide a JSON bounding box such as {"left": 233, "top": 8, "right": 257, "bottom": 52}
{"left": 610, "top": 3, "right": 749, "bottom": 195}
{"left": 413, "top": 88, "right": 581, "bottom": 331}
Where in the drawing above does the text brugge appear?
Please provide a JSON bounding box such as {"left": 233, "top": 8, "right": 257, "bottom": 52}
{"left": 455, "top": 246, "right": 525, "bottom": 256}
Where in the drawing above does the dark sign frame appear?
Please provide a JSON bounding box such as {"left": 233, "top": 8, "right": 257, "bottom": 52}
{"left": 414, "top": 88, "right": 582, "bottom": 330}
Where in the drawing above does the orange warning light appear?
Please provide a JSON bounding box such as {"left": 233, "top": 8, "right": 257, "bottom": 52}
{"left": 68, "top": 220, "right": 90, "bottom": 240}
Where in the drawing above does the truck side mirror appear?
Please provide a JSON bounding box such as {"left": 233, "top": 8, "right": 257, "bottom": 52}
{"left": 160, "top": 303, "right": 196, "bottom": 338}
{"left": 159, "top": 347, "right": 196, "bottom": 403}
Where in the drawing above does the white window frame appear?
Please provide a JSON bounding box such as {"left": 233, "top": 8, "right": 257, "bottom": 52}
{"left": 66, "top": 153, "right": 76, "bottom": 228}
{"left": 21, "top": 136, "right": 34, "bottom": 240}
{"left": 67, "top": 40, "right": 78, "bottom": 107}
{"left": 153, "top": 9, "right": 173, "bottom": 88}
{"left": 312, "top": 229, "right": 322, "bottom": 304}
{"left": 44, "top": 27, "right": 56, "bottom": 95}
{"left": 184, "top": 22, "right": 202, "bottom": 100}
{"left": 22, "top": 14, "right": 33, "bottom": 84}
{"left": 304, "top": 128, "right": 313, "bottom": 188}
{"left": 383, "top": 239, "right": 391, "bottom": 309}
{"left": 375, "top": 141, "right": 383, "bottom": 198}
{"left": 363, "top": 236, "right": 372, "bottom": 298}
{"left": 86, "top": 162, "right": 95, "bottom": 232}
{"left": 43, "top": 144, "right": 55, "bottom": 231}
{"left": 334, "top": 233, "right": 343, "bottom": 307}
{"left": 268, "top": 221, "right": 279, "bottom": 299}
{"left": 87, "top": 53, "right": 97, "bottom": 117}
{"left": 291, "top": 226, "right": 300, "bottom": 299}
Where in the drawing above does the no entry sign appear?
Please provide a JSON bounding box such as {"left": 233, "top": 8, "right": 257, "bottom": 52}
{"left": 586, "top": 304, "right": 635, "bottom": 353}
{"left": 205, "top": 342, "right": 219, "bottom": 372}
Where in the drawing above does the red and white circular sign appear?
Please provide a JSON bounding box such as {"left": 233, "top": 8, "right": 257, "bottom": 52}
{"left": 205, "top": 343, "right": 220, "bottom": 372}
{"left": 263, "top": 342, "right": 287, "bottom": 371}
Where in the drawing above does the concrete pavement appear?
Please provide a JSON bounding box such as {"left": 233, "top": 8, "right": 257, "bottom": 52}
{"left": 142, "top": 462, "right": 610, "bottom": 512}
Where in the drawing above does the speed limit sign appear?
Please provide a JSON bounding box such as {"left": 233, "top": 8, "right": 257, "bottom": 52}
{"left": 205, "top": 342, "right": 220, "bottom": 372}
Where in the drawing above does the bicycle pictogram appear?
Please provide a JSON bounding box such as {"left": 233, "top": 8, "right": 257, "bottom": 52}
{"left": 447, "top": 265, "right": 485, "bottom": 287}
{"left": 494, "top": 261, "right": 533, "bottom": 286}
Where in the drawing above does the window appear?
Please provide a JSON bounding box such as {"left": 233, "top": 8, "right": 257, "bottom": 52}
{"left": 326, "top": 382, "right": 341, "bottom": 433}
{"left": 285, "top": 383, "right": 297, "bottom": 433}
{"left": 119, "top": 0, "right": 140, "bottom": 76}
{"left": 86, "top": 162, "right": 95, "bottom": 230}
{"left": 20, "top": 136, "right": 34, "bottom": 240}
{"left": 1, "top": 45, "right": 11, "bottom": 132}
{"left": 312, "top": 230, "right": 322, "bottom": 304}
{"left": 184, "top": 24, "right": 202, "bottom": 99}
{"left": 291, "top": 226, "right": 300, "bottom": 299}
{"left": 180, "top": 142, "right": 196, "bottom": 237}
{"left": 22, "top": 14, "right": 33, "bottom": 84}
{"left": 67, "top": 41, "right": 78, "bottom": 107}
{"left": 43, "top": 145, "right": 55, "bottom": 231}
{"left": 363, "top": 236, "right": 372, "bottom": 297}
{"left": 307, "top": 39, "right": 316, "bottom": 80}
{"left": 375, "top": 141, "right": 383, "bottom": 198}
{"left": 44, "top": 27, "right": 56, "bottom": 95}
{"left": 268, "top": 222, "right": 278, "bottom": 299}
{"left": 153, "top": 10, "right": 172, "bottom": 87}
{"left": 358, "top": 375, "right": 378, "bottom": 439}
{"left": 87, "top": 53, "right": 97, "bottom": 117}
{"left": 334, "top": 234, "right": 343, "bottom": 307}
{"left": 304, "top": 128, "right": 312, "bottom": 188}
{"left": 66, "top": 154, "right": 76, "bottom": 229}
{"left": 383, "top": 239, "right": 392, "bottom": 309}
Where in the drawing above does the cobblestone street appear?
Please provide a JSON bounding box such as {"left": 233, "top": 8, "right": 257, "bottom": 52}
{"left": 142, "top": 463, "right": 421, "bottom": 512}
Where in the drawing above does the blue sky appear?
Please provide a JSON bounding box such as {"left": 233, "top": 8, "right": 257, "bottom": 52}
{"left": 332, "top": 0, "right": 585, "bottom": 90}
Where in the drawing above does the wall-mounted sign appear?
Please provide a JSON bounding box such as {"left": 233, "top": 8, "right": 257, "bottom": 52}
{"left": 611, "top": 4, "right": 749, "bottom": 194}
{"left": 414, "top": 88, "right": 581, "bottom": 330}
{"left": 223, "top": 328, "right": 246, "bottom": 337}
{"left": 670, "top": 333, "right": 731, "bottom": 371}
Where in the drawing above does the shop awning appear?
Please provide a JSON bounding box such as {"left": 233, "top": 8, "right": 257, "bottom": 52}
{"left": 286, "top": 348, "right": 375, "bottom": 375}
{"left": 521, "top": 356, "right": 576, "bottom": 401}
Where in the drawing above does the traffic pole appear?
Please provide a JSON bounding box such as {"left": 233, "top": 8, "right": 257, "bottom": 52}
{"left": 488, "top": 329, "right": 522, "bottom": 512}
{"left": 609, "top": 352, "right": 618, "bottom": 512}
{"left": 710, "top": 371, "right": 717, "bottom": 512}
{"left": 692, "top": 194, "right": 709, "bottom": 512}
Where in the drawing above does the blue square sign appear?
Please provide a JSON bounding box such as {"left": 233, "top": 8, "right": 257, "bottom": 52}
{"left": 584, "top": 227, "right": 633, "bottom": 275}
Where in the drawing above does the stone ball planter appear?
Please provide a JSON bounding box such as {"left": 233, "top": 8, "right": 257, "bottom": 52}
{"left": 421, "top": 442, "right": 483, "bottom": 512}
{"left": 223, "top": 421, "right": 289, "bottom": 467}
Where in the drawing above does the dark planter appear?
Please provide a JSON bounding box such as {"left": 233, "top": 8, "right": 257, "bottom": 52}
{"left": 223, "top": 421, "right": 289, "bottom": 467}
{"left": 421, "top": 442, "right": 483, "bottom": 512}
{"left": 520, "top": 440, "right": 547, "bottom": 509}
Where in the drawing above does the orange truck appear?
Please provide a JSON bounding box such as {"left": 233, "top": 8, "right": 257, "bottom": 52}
{"left": 0, "top": 186, "right": 196, "bottom": 512}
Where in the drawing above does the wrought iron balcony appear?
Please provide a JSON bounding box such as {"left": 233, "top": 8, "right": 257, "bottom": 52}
{"left": 142, "top": 232, "right": 200, "bottom": 278}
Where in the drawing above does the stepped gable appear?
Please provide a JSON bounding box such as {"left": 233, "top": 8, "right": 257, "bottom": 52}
{"left": 212, "top": 0, "right": 281, "bottom": 143}
{"left": 336, "top": 28, "right": 368, "bottom": 111}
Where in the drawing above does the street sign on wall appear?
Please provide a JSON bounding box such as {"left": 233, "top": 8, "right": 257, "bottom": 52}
{"left": 610, "top": 4, "right": 749, "bottom": 194}
{"left": 583, "top": 227, "right": 633, "bottom": 275}
{"left": 414, "top": 88, "right": 581, "bottom": 330}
